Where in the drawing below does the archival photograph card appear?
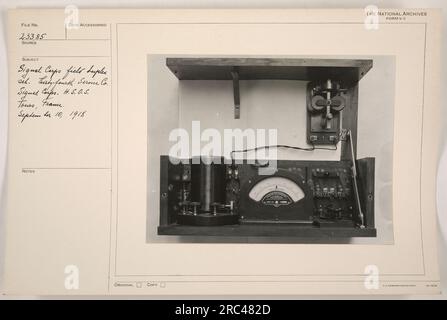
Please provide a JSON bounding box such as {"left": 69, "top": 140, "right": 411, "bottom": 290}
{"left": 1, "top": 8, "right": 442, "bottom": 295}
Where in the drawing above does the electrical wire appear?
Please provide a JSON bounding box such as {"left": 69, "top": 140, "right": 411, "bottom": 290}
{"left": 230, "top": 143, "right": 338, "bottom": 160}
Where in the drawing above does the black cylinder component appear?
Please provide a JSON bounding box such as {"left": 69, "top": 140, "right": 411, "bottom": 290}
{"left": 190, "top": 157, "right": 226, "bottom": 213}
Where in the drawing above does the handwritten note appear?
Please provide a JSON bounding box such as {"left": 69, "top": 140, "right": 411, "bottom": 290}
{"left": 16, "top": 61, "right": 109, "bottom": 123}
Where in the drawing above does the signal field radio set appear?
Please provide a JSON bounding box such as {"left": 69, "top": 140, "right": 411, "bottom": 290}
{"left": 157, "top": 58, "right": 376, "bottom": 238}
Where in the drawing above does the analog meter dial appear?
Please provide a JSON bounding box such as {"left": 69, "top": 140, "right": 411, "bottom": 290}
{"left": 248, "top": 177, "right": 305, "bottom": 207}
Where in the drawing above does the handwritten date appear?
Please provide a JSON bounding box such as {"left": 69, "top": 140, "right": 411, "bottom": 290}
{"left": 16, "top": 63, "right": 108, "bottom": 124}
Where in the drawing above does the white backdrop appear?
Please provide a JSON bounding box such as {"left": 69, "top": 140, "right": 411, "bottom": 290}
{"left": 0, "top": 0, "right": 445, "bottom": 299}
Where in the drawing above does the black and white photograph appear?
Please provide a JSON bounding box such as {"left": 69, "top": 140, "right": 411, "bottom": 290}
{"left": 0, "top": 4, "right": 444, "bottom": 300}
{"left": 147, "top": 55, "right": 395, "bottom": 244}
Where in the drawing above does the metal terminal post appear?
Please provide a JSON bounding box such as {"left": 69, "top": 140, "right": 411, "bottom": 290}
{"left": 224, "top": 200, "right": 234, "bottom": 214}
